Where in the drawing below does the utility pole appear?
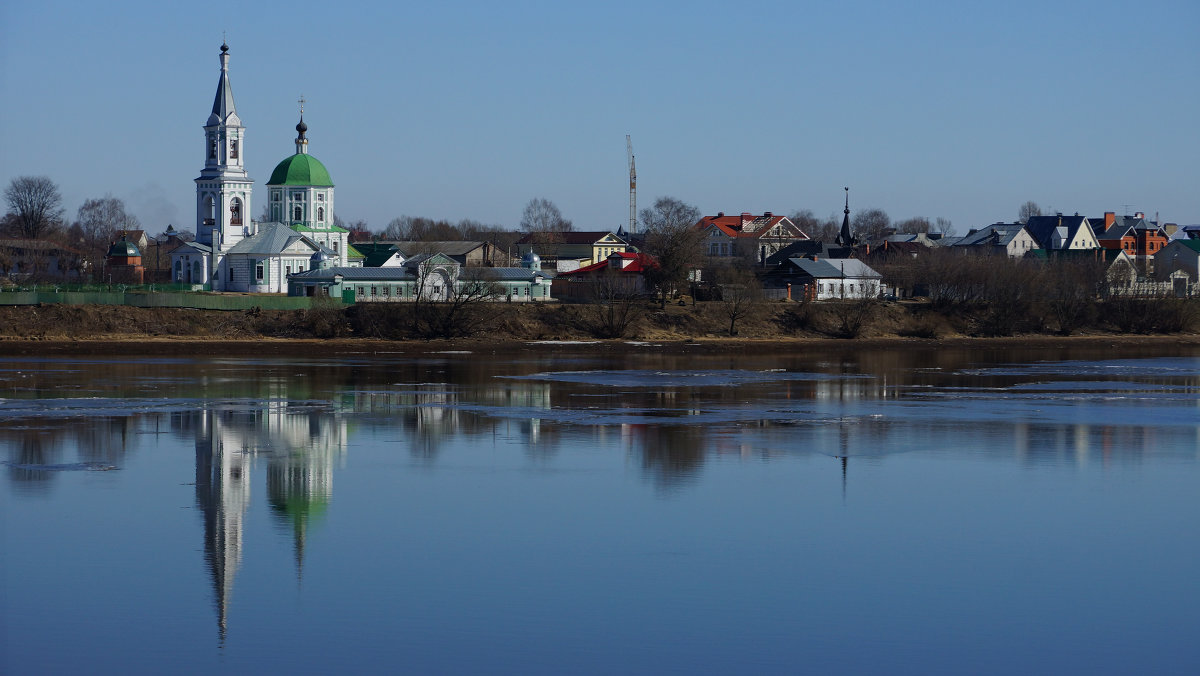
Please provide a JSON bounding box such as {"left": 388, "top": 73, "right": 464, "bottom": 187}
{"left": 627, "top": 135, "right": 637, "bottom": 234}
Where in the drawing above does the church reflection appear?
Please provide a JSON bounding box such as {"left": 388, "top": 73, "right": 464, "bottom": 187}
{"left": 179, "top": 403, "right": 346, "bottom": 643}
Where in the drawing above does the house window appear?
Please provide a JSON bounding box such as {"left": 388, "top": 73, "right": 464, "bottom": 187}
{"left": 381, "top": 286, "right": 389, "bottom": 298}
{"left": 357, "top": 286, "right": 365, "bottom": 297}
{"left": 371, "top": 286, "right": 377, "bottom": 296}
{"left": 256, "top": 263, "right": 264, "bottom": 280}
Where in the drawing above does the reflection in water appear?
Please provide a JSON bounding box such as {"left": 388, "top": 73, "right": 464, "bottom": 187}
{"left": 3, "top": 417, "right": 139, "bottom": 493}
{"left": 2, "top": 348, "right": 1198, "bottom": 646}
{"left": 182, "top": 404, "right": 346, "bottom": 642}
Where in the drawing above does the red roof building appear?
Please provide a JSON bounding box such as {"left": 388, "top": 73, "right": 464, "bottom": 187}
{"left": 696, "top": 212, "right": 809, "bottom": 262}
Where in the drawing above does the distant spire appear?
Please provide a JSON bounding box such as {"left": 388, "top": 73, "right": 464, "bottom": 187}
{"left": 208, "top": 42, "right": 239, "bottom": 126}
{"left": 836, "top": 186, "right": 856, "bottom": 246}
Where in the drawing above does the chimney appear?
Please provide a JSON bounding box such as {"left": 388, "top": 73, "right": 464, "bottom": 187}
{"left": 1135, "top": 211, "right": 1145, "bottom": 219}
{"left": 764, "top": 211, "right": 773, "bottom": 217}
{"left": 1105, "top": 212, "right": 1116, "bottom": 229}
{"left": 717, "top": 212, "right": 724, "bottom": 217}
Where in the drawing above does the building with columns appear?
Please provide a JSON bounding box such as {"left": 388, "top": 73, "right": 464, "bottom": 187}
{"left": 171, "top": 44, "right": 358, "bottom": 292}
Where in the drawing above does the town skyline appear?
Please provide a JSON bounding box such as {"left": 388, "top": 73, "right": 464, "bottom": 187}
{"left": 3, "top": 0, "right": 1198, "bottom": 235}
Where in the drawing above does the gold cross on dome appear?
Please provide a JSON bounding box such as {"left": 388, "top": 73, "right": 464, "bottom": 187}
{"left": 298, "top": 95, "right": 306, "bottom": 115}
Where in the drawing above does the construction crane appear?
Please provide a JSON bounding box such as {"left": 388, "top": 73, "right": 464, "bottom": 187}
{"left": 627, "top": 135, "right": 637, "bottom": 234}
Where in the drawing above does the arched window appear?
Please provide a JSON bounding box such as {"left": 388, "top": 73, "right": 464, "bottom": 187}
{"left": 230, "top": 198, "right": 242, "bottom": 225}
{"left": 209, "top": 138, "right": 217, "bottom": 159}
{"left": 230, "top": 140, "right": 238, "bottom": 159}
{"left": 294, "top": 205, "right": 302, "bottom": 221}
{"left": 203, "top": 196, "right": 216, "bottom": 226}
{"left": 317, "top": 207, "right": 324, "bottom": 222}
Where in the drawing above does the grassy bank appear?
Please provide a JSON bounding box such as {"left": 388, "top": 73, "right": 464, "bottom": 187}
{"left": 0, "top": 296, "right": 1197, "bottom": 347}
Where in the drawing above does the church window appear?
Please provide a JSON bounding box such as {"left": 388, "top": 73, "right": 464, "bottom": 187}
{"left": 230, "top": 140, "right": 238, "bottom": 159}
{"left": 272, "top": 206, "right": 280, "bottom": 221}
{"left": 333, "top": 241, "right": 339, "bottom": 253}
{"left": 286, "top": 265, "right": 292, "bottom": 275}
{"left": 209, "top": 138, "right": 217, "bottom": 159}
{"left": 272, "top": 191, "right": 281, "bottom": 202}
{"left": 294, "top": 206, "right": 302, "bottom": 221}
{"left": 317, "top": 207, "right": 324, "bottom": 222}
{"left": 230, "top": 199, "right": 242, "bottom": 226}
{"left": 292, "top": 192, "right": 305, "bottom": 201}
{"left": 317, "top": 193, "right": 325, "bottom": 201}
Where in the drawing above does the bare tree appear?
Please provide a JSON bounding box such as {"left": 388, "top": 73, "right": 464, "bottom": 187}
{"left": 4, "top": 176, "right": 63, "bottom": 239}
{"left": 896, "top": 216, "right": 931, "bottom": 234}
{"left": 73, "top": 196, "right": 140, "bottom": 269}
{"left": 639, "top": 196, "right": 704, "bottom": 308}
{"left": 520, "top": 198, "right": 572, "bottom": 233}
{"left": 584, "top": 268, "right": 644, "bottom": 338}
{"left": 934, "top": 217, "right": 956, "bottom": 237}
{"left": 851, "top": 208, "right": 890, "bottom": 243}
{"left": 1018, "top": 201, "right": 1042, "bottom": 223}
{"left": 713, "top": 266, "right": 763, "bottom": 335}
{"left": 786, "top": 209, "right": 833, "bottom": 241}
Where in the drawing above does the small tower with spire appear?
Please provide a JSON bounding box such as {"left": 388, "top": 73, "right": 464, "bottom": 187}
{"left": 835, "top": 186, "right": 857, "bottom": 247}
{"left": 195, "top": 41, "right": 254, "bottom": 279}
{"left": 295, "top": 96, "right": 309, "bottom": 155}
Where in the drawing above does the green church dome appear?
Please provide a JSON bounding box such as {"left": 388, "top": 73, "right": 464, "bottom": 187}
{"left": 107, "top": 239, "right": 141, "bottom": 258}
{"left": 268, "top": 153, "right": 333, "bottom": 186}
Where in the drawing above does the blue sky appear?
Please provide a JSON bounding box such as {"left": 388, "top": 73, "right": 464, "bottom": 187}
{"left": 2, "top": 0, "right": 1197, "bottom": 235}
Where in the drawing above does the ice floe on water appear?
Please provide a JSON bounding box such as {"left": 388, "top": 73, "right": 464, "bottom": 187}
{"left": 499, "top": 369, "right": 862, "bottom": 388}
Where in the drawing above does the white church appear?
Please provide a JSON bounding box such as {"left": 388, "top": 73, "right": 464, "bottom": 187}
{"left": 171, "top": 43, "right": 359, "bottom": 292}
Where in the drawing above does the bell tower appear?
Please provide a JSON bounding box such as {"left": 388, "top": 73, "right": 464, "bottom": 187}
{"left": 196, "top": 42, "right": 254, "bottom": 265}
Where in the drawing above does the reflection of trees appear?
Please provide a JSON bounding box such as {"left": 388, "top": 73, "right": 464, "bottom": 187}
{"left": 1, "top": 416, "right": 142, "bottom": 492}
{"left": 626, "top": 424, "right": 707, "bottom": 489}
{"left": 4, "top": 428, "right": 66, "bottom": 490}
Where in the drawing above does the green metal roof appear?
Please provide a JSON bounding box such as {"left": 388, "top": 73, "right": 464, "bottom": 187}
{"left": 268, "top": 153, "right": 334, "bottom": 186}
{"left": 290, "top": 223, "right": 349, "bottom": 233}
{"left": 107, "top": 240, "right": 141, "bottom": 257}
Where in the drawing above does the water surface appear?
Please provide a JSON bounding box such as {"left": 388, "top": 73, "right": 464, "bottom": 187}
{"left": 3, "top": 344, "right": 1199, "bottom": 674}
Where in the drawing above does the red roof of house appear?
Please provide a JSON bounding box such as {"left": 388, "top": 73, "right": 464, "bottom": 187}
{"left": 558, "top": 252, "right": 658, "bottom": 276}
{"left": 695, "top": 212, "right": 804, "bottom": 240}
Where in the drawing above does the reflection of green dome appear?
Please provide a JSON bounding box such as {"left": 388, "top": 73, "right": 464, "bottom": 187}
{"left": 107, "top": 239, "right": 141, "bottom": 257}
{"left": 268, "top": 154, "right": 333, "bottom": 186}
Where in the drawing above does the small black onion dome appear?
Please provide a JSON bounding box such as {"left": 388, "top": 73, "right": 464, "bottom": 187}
{"left": 296, "top": 116, "right": 308, "bottom": 134}
{"left": 310, "top": 249, "right": 329, "bottom": 264}
{"left": 221, "top": 42, "right": 229, "bottom": 53}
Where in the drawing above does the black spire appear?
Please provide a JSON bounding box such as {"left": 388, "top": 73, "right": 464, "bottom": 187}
{"left": 835, "top": 187, "right": 857, "bottom": 246}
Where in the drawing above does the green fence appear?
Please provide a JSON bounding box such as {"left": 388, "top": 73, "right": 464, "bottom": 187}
{"left": 0, "top": 290, "right": 347, "bottom": 311}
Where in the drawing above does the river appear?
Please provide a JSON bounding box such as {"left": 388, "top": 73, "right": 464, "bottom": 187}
{"left": 2, "top": 343, "right": 1198, "bottom": 675}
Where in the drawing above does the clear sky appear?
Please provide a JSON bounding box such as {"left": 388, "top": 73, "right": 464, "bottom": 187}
{"left": 2, "top": 0, "right": 1197, "bottom": 236}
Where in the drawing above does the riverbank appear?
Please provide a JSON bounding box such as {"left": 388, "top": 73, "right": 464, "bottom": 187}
{"left": 1, "top": 301, "right": 1197, "bottom": 356}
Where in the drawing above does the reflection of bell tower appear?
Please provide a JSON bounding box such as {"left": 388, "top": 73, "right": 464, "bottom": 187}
{"left": 194, "top": 410, "right": 250, "bottom": 644}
